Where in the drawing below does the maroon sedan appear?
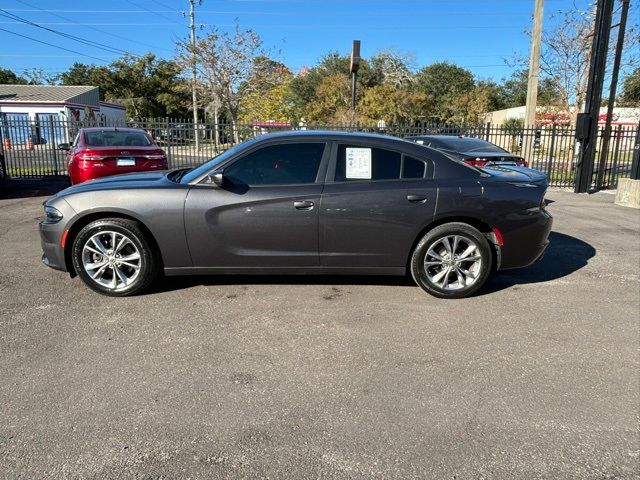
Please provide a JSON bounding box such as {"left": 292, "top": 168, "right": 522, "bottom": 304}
{"left": 63, "top": 127, "right": 167, "bottom": 184}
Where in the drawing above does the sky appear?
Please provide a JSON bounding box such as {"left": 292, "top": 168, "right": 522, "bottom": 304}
{"left": 0, "top": 0, "right": 611, "bottom": 82}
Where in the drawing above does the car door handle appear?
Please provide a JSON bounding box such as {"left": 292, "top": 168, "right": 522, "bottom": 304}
{"left": 293, "top": 200, "right": 314, "bottom": 210}
{"left": 407, "top": 194, "right": 428, "bottom": 203}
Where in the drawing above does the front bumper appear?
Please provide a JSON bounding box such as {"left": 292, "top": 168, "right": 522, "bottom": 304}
{"left": 40, "top": 221, "right": 68, "bottom": 272}
{"left": 39, "top": 198, "right": 76, "bottom": 273}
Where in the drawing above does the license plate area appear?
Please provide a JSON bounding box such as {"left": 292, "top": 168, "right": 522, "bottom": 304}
{"left": 117, "top": 157, "right": 135, "bottom": 166}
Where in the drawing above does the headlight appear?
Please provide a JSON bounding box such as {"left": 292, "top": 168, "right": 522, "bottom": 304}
{"left": 44, "top": 205, "right": 63, "bottom": 223}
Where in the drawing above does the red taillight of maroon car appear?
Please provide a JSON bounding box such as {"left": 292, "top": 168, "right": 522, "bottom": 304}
{"left": 463, "top": 157, "right": 528, "bottom": 168}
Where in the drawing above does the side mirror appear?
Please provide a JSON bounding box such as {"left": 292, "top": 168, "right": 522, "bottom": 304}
{"left": 209, "top": 169, "right": 224, "bottom": 186}
{"left": 58, "top": 143, "right": 70, "bottom": 151}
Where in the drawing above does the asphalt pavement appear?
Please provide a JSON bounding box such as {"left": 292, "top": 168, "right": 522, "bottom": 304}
{"left": 0, "top": 185, "right": 638, "bottom": 479}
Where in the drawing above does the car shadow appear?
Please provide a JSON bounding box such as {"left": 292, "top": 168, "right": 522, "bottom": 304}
{"left": 0, "top": 178, "right": 70, "bottom": 199}
{"left": 478, "top": 231, "right": 596, "bottom": 295}
{"left": 149, "top": 231, "right": 595, "bottom": 297}
{"left": 149, "top": 272, "right": 415, "bottom": 294}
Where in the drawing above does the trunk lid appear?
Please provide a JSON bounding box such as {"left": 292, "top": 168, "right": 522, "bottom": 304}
{"left": 481, "top": 165, "right": 548, "bottom": 185}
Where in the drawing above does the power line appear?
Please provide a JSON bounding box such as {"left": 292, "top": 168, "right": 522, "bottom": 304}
{"left": 0, "top": 27, "right": 108, "bottom": 63}
{"left": 150, "top": 0, "right": 178, "bottom": 10}
{"left": 0, "top": 21, "right": 528, "bottom": 29}
{"left": 0, "top": 9, "right": 135, "bottom": 57}
{"left": 124, "top": 0, "right": 181, "bottom": 24}
{"left": 2, "top": 8, "right": 532, "bottom": 16}
{"left": 14, "top": 0, "right": 171, "bottom": 54}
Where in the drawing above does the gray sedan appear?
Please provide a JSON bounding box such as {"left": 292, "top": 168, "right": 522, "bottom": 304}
{"left": 40, "top": 131, "right": 552, "bottom": 298}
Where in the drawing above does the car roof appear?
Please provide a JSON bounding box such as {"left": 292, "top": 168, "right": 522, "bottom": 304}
{"left": 79, "top": 127, "right": 148, "bottom": 133}
{"left": 255, "top": 130, "right": 412, "bottom": 142}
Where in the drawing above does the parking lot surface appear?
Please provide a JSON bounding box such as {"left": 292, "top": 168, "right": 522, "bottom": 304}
{"left": 1, "top": 185, "right": 638, "bottom": 479}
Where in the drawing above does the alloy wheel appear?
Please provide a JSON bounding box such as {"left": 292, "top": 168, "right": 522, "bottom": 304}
{"left": 424, "top": 235, "right": 482, "bottom": 291}
{"left": 81, "top": 230, "right": 142, "bottom": 291}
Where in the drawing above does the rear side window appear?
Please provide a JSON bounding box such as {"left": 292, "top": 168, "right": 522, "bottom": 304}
{"left": 335, "top": 145, "right": 401, "bottom": 181}
{"left": 403, "top": 156, "right": 426, "bottom": 178}
{"left": 224, "top": 142, "right": 325, "bottom": 186}
{"left": 84, "top": 130, "right": 151, "bottom": 147}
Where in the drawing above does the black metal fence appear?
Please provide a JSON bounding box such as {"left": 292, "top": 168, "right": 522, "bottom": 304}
{"left": 0, "top": 116, "right": 638, "bottom": 189}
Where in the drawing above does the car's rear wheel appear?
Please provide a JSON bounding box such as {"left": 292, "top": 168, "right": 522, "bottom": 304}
{"left": 410, "top": 222, "right": 492, "bottom": 299}
{"left": 72, "top": 218, "right": 159, "bottom": 296}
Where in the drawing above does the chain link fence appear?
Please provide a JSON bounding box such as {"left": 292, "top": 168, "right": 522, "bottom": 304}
{"left": 0, "top": 117, "right": 638, "bottom": 189}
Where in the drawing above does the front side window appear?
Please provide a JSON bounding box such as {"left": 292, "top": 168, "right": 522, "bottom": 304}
{"left": 224, "top": 143, "right": 325, "bottom": 186}
{"left": 335, "top": 145, "right": 401, "bottom": 182}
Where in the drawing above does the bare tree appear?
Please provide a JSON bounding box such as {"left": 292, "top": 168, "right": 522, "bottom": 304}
{"left": 369, "top": 49, "right": 416, "bottom": 88}
{"left": 177, "top": 23, "right": 269, "bottom": 142}
{"left": 513, "top": 2, "right": 639, "bottom": 116}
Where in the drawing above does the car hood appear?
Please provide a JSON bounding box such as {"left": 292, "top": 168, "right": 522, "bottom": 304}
{"left": 57, "top": 171, "right": 170, "bottom": 196}
{"left": 481, "top": 165, "right": 547, "bottom": 184}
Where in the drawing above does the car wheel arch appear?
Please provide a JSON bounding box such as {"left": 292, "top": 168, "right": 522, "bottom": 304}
{"left": 406, "top": 215, "right": 497, "bottom": 273}
{"left": 63, "top": 211, "right": 163, "bottom": 276}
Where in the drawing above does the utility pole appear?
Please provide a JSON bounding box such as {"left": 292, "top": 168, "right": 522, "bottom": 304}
{"left": 574, "top": 0, "right": 614, "bottom": 193}
{"left": 523, "top": 0, "right": 544, "bottom": 164}
{"left": 524, "top": 0, "right": 544, "bottom": 128}
{"left": 596, "top": 0, "right": 630, "bottom": 189}
{"left": 350, "top": 40, "right": 361, "bottom": 112}
{"left": 189, "top": 0, "right": 199, "bottom": 150}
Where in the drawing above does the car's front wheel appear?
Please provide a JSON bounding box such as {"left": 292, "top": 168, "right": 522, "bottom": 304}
{"left": 410, "top": 222, "right": 492, "bottom": 299}
{"left": 71, "top": 218, "right": 159, "bottom": 296}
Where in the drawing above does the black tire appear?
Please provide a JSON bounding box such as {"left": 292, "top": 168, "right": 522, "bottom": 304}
{"left": 71, "top": 218, "right": 160, "bottom": 297}
{"left": 410, "top": 222, "right": 492, "bottom": 299}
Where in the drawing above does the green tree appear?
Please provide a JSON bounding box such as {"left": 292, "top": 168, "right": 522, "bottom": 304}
{"left": 619, "top": 68, "right": 640, "bottom": 107}
{"left": 21, "top": 68, "right": 57, "bottom": 85}
{"left": 0, "top": 67, "right": 27, "bottom": 84}
{"left": 498, "top": 69, "right": 562, "bottom": 108}
{"left": 414, "top": 62, "right": 475, "bottom": 121}
{"left": 290, "top": 52, "right": 376, "bottom": 120}
{"left": 240, "top": 59, "right": 295, "bottom": 122}
{"left": 59, "top": 63, "right": 110, "bottom": 98}
{"left": 360, "top": 84, "right": 431, "bottom": 124}
{"left": 448, "top": 86, "right": 493, "bottom": 124}
{"left": 304, "top": 74, "right": 354, "bottom": 123}
{"left": 101, "top": 54, "right": 189, "bottom": 119}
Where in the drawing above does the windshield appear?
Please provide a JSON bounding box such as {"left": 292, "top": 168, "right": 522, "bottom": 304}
{"left": 180, "top": 140, "right": 255, "bottom": 184}
{"left": 84, "top": 130, "right": 151, "bottom": 147}
{"left": 437, "top": 137, "right": 507, "bottom": 153}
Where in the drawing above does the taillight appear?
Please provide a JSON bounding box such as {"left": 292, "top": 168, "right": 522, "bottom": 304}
{"left": 464, "top": 158, "right": 487, "bottom": 167}
{"left": 491, "top": 227, "right": 504, "bottom": 246}
{"left": 75, "top": 149, "right": 105, "bottom": 161}
{"left": 144, "top": 149, "right": 166, "bottom": 161}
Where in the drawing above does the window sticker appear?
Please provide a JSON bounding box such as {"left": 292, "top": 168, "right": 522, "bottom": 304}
{"left": 345, "top": 147, "right": 372, "bottom": 179}
{"left": 415, "top": 140, "right": 424, "bottom": 144}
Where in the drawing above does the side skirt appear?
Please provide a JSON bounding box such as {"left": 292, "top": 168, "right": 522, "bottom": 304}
{"left": 163, "top": 266, "right": 407, "bottom": 277}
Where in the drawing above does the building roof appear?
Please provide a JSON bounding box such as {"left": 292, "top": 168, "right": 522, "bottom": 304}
{"left": 0, "top": 85, "right": 99, "bottom": 106}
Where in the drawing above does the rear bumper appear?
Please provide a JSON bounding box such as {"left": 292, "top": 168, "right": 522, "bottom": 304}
{"left": 498, "top": 208, "right": 553, "bottom": 270}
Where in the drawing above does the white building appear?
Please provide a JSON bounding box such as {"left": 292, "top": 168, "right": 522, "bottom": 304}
{"left": 484, "top": 105, "right": 640, "bottom": 126}
{"left": 0, "top": 85, "right": 126, "bottom": 144}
